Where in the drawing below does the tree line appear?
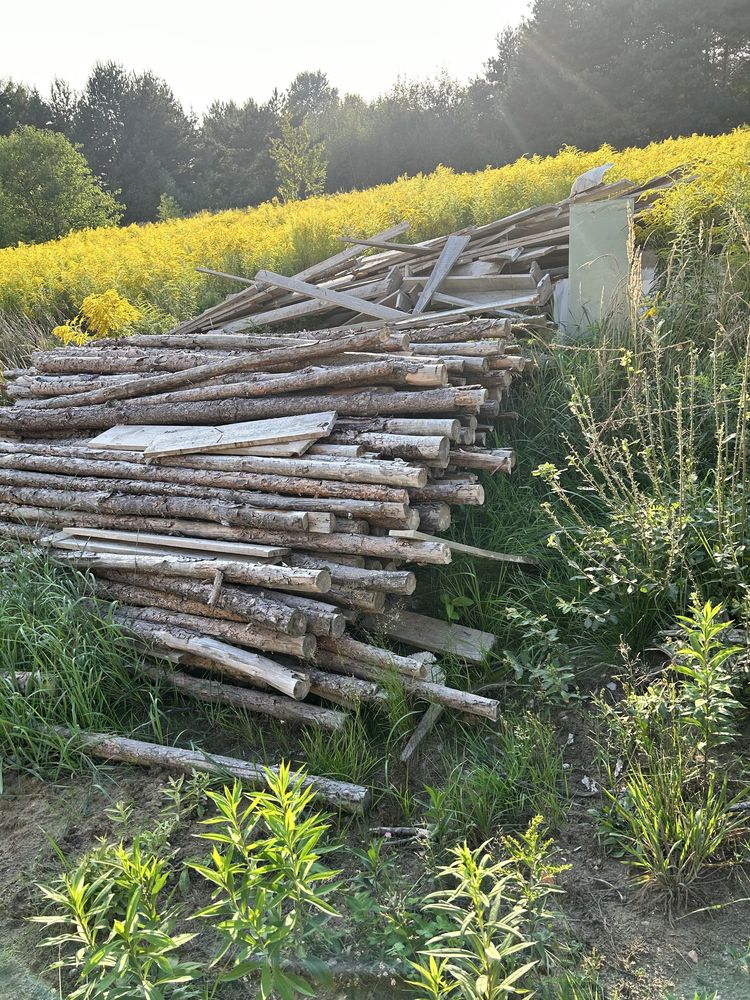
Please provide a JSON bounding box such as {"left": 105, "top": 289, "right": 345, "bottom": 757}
{"left": 1, "top": 0, "right": 749, "bottom": 246}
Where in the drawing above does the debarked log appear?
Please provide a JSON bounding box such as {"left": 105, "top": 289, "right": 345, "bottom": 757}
{"left": 138, "top": 662, "right": 349, "bottom": 731}
{"left": 54, "top": 728, "right": 370, "bottom": 813}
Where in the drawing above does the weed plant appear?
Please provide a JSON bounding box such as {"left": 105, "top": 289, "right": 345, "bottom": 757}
{"left": 593, "top": 601, "right": 748, "bottom": 909}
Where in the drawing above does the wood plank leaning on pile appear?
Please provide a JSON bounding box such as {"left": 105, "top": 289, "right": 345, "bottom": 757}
{"left": 0, "top": 173, "right": 674, "bottom": 811}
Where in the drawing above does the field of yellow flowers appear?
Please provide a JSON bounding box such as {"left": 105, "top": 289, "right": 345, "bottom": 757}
{"left": 1, "top": 129, "right": 748, "bottom": 329}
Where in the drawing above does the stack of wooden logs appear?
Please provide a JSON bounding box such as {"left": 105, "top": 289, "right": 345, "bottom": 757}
{"left": 0, "top": 173, "right": 674, "bottom": 810}
{"left": 0, "top": 318, "right": 520, "bottom": 795}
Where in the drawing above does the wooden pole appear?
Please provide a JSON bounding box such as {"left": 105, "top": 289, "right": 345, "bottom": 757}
{"left": 55, "top": 728, "right": 370, "bottom": 813}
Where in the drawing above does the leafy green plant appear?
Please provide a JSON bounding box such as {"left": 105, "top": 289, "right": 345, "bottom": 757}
{"left": 671, "top": 599, "right": 744, "bottom": 774}
{"left": 190, "top": 764, "right": 341, "bottom": 998}
{"left": 534, "top": 314, "right": 750, "bottom": 625}
{"left": 407, "top": 841, "right": 537, "bottom": 999}
{"left": 441, "top": 591, "right": 476, "bottom": 624}
{"left": 500, "top": 816, "right": 571, "bottom": 972}
{"left": 346, "top": 837, "right": 447, "bottom": 964}
{"left": 596, "top": 748, "right": 746, "bottom": 910}
{"left": 503, "top": 607, "right": 579, "bottom": 706}
{"left": 32, "top": 836, "right": 201, "bottom": 999}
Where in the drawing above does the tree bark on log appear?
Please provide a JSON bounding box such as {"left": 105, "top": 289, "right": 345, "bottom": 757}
{"left": 29, "top": 328, "right": 391, "bottom": 410}
{"left": 54, "top": 727, "right": 370, "bottom": 813}
{"left": 139, "top": 663, "right": 349, "bottom": 731}
{"left": 409, "top": 481, "right": 485, "bottom": 505}
{"left": 251, "top": 590, "right": 347, "bottom": 638}
{"left": 29, "top": 359, "right": 400, "bottom": 411}
{"left": 315, "top": 652, "right": 499, "bottom": 720}
{"left": 110, "top": 602, "right": 317, "bottom": 658}
{"left": 9, "top": 505, "right": 452, "bottom": 564}
{"left": 0, "top": 441, "right": 416, "bottom": 504}
{"left": 114, "top": 617, "right": 310, "bottom": 699}
{"left": 0, "top": 460, "right": 408, "bottom": 528}
{"left": 0, "top": 387, "right": 487, "bottom": 433}
{"left": 52, "top": 550, "right": 331, "bottom": 593}
{"left": 316, "top": 634, "right": 427, "bottom": 679}
{"left": 96, "top": 572, "right": 308, "bottom": 635}
{"left": 287, "top": 553, "right": 416, "bottom": 595}
{"left": 412, "top": 503, "right": 452, "bottom": 532}
{"left": 0, "top": 483, "right": 318, "bottom": 533}
{"left": 328, "top": 431, "right": 450, "bottom": 462}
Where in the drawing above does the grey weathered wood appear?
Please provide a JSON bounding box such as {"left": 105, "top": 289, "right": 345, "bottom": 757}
{"left": 400, "top": 703, "right": 444, "bottom": 765}
{"left": 363, "top": 609, "right": 497, "bottom": 664}
{"left": 412, "top": 234, "right": 471, "bottom": 314}
{"left": 111, "top": 602, "right": 316, "bottom": 659}
{"left": 142, "top": 411, "right": 337, "bottom": 459}
{"left": 55, "top": 728, "right": 370, "bottom": 813}
{"left": 27, "top": 329, "right": 390, "bottom": 411}
{"left": 140, "top": 663, "right": 348, "bottom": 731}
{"left": 50, "top": 550, "right": 331, "bottom": 593}
{"left": 61, "top": 527, "right": 285, "bottom": 561}
{"left": 116, "top": 617, "right": 310, "bottom": 699}
{"left": 388, "top": 529, "right": 536, "bottom": 565}
{"left": 254, "top": 270, "right": 409, "bottom": 321}
{"left": 317, "top": 635, "right": 427, "bottom": 679}
{"left": 315, "top": 651, "right": 499, "bottom": 721}
{"left": 172, "top": 221, "right": 411, "bottom": 336}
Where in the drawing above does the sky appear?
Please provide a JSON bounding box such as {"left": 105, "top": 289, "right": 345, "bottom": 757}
{"left": 2, "top": 0, "right": 531, "bottom": 115}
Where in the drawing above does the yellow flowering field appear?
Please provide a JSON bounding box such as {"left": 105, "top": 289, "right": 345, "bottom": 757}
{"left": 1, "top": 128, "right": 748, "bottom": 327}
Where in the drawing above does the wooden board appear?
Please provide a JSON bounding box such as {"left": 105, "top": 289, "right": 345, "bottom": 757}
{"left": 140, "top": 411, "right": 337, "bottom": 459}
{"left": 60, "top": 527, "right": 287, "bottom": 559}
{"left": 253, "top": 270, "right": 409, "bottom": 322}
{"left": 44, "top": 534, "right": 274, "bottom": 564}
{"left": 87, "top": 425, "right": 316, "bottom": 457}
{"left": 388, "top": 529, "right": 538, "bottom": 565}
{"left": 412, "top": 234, "right": 471, "bottom": 314}
{"left": 363, "top": 609, "right": 497, "bottom": 665}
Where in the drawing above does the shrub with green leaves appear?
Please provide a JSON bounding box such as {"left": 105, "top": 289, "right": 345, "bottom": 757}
{"left": 594, "top": 601, "right": 748, "bottom": 909}
{"left": 533, "top": 234, "right": 750, "bottom": 638}
{"left": 33, "top": 836, "right": 201, "bottom": 1000}
{"left": 407, "top": 841, "right": 537, "bottom": 1000}
{"left": 190, "top": 764, "right": 341, "bottom": 998}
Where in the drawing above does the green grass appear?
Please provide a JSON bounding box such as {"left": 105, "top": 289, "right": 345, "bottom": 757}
{"left": 0, "top": 550, "right": 151, "bottom": 773}
{"left": 423, "top": 715, "right": 568, "bottom": 845}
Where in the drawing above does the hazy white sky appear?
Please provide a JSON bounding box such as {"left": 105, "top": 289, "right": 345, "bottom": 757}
{"left": 2, "top": 1, "right": 531, "bottom": 115}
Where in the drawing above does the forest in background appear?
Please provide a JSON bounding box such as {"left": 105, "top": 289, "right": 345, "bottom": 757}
{"left": 1, "top": 0, "right": 749, "bottom": 241}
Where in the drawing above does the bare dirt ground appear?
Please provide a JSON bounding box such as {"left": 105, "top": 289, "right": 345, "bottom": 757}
{"left": 2, "top": 709, "right": 748, "bottom": 1000}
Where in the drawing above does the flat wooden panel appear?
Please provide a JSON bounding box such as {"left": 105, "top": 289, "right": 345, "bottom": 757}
{"left": 140, "top": 412, "right": 337, "bottom": 459}
{"left": 567, "top": 198, "right": 633, "bottom": 335}
{"left": 364, "top": 609, "right": 497, "bottom": 665}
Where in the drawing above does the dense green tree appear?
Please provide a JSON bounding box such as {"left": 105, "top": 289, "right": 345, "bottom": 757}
{"left": 270, "top": 115, "right": 327, "bottom": 202}
{"left": 0, "top": 79, "right": 50, "bottom": 135}
{"left": 193, "top": 98, "right": 278, "bottom": 211}
{"left": 71, "top": 62, "right": 195, "bottom": 223}
{"left": 285, "top": 71, "right": 339, "bottom": 125}
{"left": 2, "top": 0, "right": 749, "bottom": 226}
{"left": 489, "top": 0, "right": 750, "bottom": 157}
{"left": 0, "top": 126, "right": 122, "bottom": 247}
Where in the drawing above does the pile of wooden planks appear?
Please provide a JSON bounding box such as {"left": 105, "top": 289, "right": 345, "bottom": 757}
{"left": 174, "top": 172, "right": 673, "bottom": 336}
{"left": 0, "top": 173, "right": 673, "bottom": 810}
